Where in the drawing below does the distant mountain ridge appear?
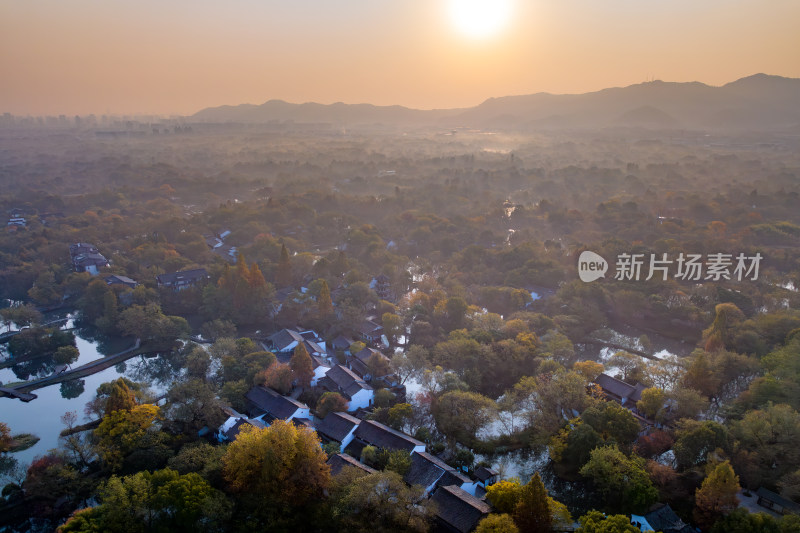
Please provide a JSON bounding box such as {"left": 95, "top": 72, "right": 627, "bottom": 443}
{"left": 192, "top": 74, "right": 800, "bottom": 131}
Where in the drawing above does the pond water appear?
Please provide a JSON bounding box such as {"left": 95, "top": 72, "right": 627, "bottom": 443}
{"left": 475, "top": 447, "right": 604, "bottom": 517}
{"left": 576, "top": 324, "right": 694, "bottom": 364}
{"left": 0, "top": 321, "right": 178, "bottom": 467}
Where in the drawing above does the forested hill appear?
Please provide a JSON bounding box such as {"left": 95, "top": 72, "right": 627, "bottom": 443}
{"left": 193, "top": 74, "right": 800, "bottom": 131}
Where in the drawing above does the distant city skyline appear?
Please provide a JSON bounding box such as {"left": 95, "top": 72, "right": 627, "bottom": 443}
{"left": 1, "top": 0, "right": 799, "bottom": 116}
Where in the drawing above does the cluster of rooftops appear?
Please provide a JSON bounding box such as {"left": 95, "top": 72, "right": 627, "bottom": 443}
{"left": 216, "top": 386, "right": 498, "bottom": 533}
{"left": 201, "top": 327, "right": 500, "bottom": 532}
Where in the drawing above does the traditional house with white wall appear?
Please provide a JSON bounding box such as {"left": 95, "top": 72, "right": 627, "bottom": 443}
{"left": 318, "top": 365, "right": 374, "bottom": 411}
{"left": 244, "top": 385, "right": 310, "bottom": 423}
{"left": 344, "top": 419, "right": 426, "bottom": 458}
{"left": 315, "top": 411, "right": 362, "bottom": 451}
{"left": 404, "top": 452, "right": 479, "bottom": 496}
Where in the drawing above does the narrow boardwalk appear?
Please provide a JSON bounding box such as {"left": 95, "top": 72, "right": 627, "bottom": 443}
{"left": 0, "top": 338, "right": 141, "bottom": 400}
{"left": 0, "top": 318, "right": 69, "bottom": 344}
{"left": 0, "top": 387, "right": 36, "bottom": 402}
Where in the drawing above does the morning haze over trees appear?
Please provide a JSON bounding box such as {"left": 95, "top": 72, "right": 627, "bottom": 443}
{"left": 1, "top": 71, "right": 800, "bottom": 532}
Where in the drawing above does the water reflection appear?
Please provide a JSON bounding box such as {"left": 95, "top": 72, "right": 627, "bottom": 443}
{"left": 0, "top": 327, "right": 182, "bottom": 467}
{"left": 477, "top": 446, "right": 604, "bottom": 517}
{"left": 59, "top": 379, "right": 85, "bottom": 400}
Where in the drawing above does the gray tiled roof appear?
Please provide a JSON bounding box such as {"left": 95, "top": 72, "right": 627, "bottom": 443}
{"left": 326, "top": 453, "right": 377, "bottom": 476}
{"left": 245, "top": 385, "right": 307, "bottom": 420}
{"left": 474, "top": 466, "right": 499, "bottom": 483}
{"left": 106, "top": 275, "right": 137, "bottom": 286}
{"left": 330, "top": 336, "right": 354, "bottom": 350}
{"left": 595, "top": 373, "right": 645, "bottom": 402}
{"left": 431, "top": 485, "right": 490, "bottom": 533}
{"left": 642, "top": 504, "right": 695, "bottom": 533}
{"left": 315, "top": 411, "right": 361, "bottom": 443}
{"left": 268, "top": 329, "right": 305, "bottom": 352}
{"left": 323, "top": 365, "right": 373, "bottom": 399}
{"left": 353, "top": 420, "right": 424, "bottom": 453}
{"left": 757, "top": 487, "right": 800, "bottom": 514}
{"left": 224, "top": 417, "right": 266, "bottom": 441}
{"left": 405, "top": 452, "right": 448, "bottom": 489}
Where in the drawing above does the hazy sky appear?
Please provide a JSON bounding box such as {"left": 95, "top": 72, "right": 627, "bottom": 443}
{"left": 2, "top": 0, "right": 799, "bottom": 116}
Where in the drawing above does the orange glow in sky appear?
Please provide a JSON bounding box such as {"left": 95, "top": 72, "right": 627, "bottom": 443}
{"left": 1, "top": 0, "right": 798, "bottom": 115}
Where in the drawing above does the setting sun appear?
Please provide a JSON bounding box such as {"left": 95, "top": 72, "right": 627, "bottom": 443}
{"left": 447, "top": 0, "right": 514, "bottom": 39}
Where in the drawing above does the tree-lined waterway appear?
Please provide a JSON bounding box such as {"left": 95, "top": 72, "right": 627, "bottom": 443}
{"left": 0, "top": 319, "right": 175, "bottom": 467}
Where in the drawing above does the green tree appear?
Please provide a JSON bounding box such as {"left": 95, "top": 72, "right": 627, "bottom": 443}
{"left": 22, "top": 454, "right": 88, "bottom": 523}
{"left": 276, "top": 244, "right": 292, "bottom": 287}
{"left": 703, "top": 302, "right": 745, "bottom": 352}
{"left": 388, "top": 403, "right": 413, "bottom": 431}
{"left": 513, "top": 369, "right": 590, "bottom": 434}
{"left": 105, "top": 379, "right": 138, "bottom": 414}
{"left": 86, "top": 378, "right": 149, "bottom": 418}
{"left": 318, "top": 279, "right": 333, "bottom": 315}
{"left": 581, "top": 401, "right": 640, "bottom": 450}
{"left": 332, "top": 470, "right": 432, "bottom": 533}
{"left": 731, "top": 403, "right": 800, "bottom": 487}
{"left": 575, "top": 510, "right": 640, "bottom": 533}
{"left": 290, "top": 343, "right": 314, "bottom": 388}
{"left": 573, "top": 360, "right": 605, "bottom": 383}
{"left": 636, "top": 387, "right": 666, "bottom": 420}
{"left": 607, "top": 351, "right": 646, "bottom": 384}
{"left": 54, "top": 345, "right": 80, "bottom": 366}
{"left": 164, "top": 379, "right": 226, "bottom": 435}
{"left": 118, "top": 304, "right": 189, "bottom": 348}
{"left": 58, "top": 469, "right": 230, "bottom": 533}
{"left": 220, "top": 379, "right": 250, "bottom": 412}
{"left": 433, "top": 390, "right": 496, "bottom": 445}
{"left": 168, "top": 442, "right": 226, "bottom": 488}
{"left": 683, "top": 350, "right": 721, "bottom": 399}
{"left": 512, "top": 472, "right": 552, "bottom": 533}
{"left": 667, "top": 387, "right": 709, "bottom": 420}
{"left": 200, "top": 319, "right": 237, "bottom": 342}
{"left": 673, "top": 419, "right": 730, "bottom": 470}
{"left": 579, "top": 445, "right": 658, "bottom": 513}
{"left": 550, "top": 421, "right": 604, "bottom": 472}
{"left": 382, "top": 312, "right": 403, "bottom": 344}
{"left": 384, "top": 449, "right": 412, "bottom": 475}
{"left": 367, "top": 352, "right": 392, "bottom": 379}
{"left": 541, "top": 330, "right": 576, "bottom": 366}
{"left": 94, "top": 289, "right": 119, "bottom": 334}
{"left": 709, "top": 508, "right": 783, "bottom": 533}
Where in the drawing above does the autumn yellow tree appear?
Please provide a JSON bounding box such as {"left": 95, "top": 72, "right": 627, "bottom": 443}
{"left": 475, "top": 514, "right": 519, "bottom": 533}
{"left": 255, "top": 362, "right": 294, "bottom": 394}
{"left": 222, "top": 420, "right": 330, "bottom": 506}
{"left": 94, "top": 404, "right": 163, "bottom": 472}
{"left": 694, "top": 460, "right": 740, "bottom": 529}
